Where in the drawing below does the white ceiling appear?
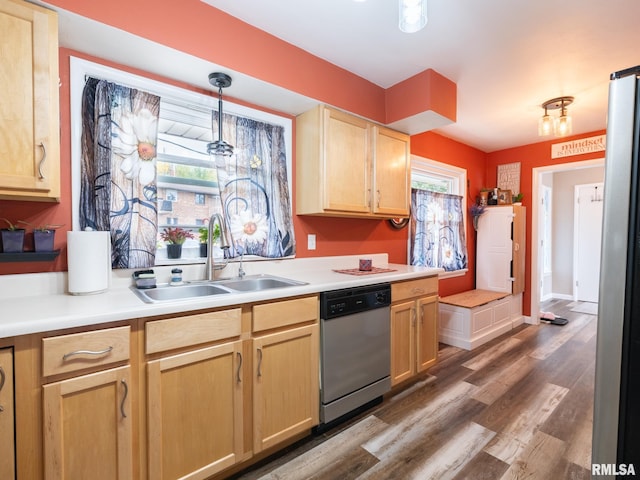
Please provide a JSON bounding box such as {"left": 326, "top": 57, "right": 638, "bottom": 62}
{"left": 50, "top": 0, "right": 640, "bottom": 152}
{"left": 200, "top": 0, "right": 640, "bottom": 152}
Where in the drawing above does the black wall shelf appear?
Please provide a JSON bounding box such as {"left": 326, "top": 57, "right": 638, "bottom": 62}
{"left": 0, "top": 250, "right": 60, "bottom": 263}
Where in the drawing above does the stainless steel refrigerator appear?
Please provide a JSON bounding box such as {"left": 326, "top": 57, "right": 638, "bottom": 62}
{"left": 593, "top": 65, "right": 640, "bottom": 468}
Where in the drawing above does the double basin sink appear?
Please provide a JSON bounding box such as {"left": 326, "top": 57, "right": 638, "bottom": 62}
{"left": 132, "top": 274, "right": 307, "bottom": 303}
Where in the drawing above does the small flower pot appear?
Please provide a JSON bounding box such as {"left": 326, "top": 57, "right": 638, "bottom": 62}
{"left": 199, "top": 243, "right": 208, "bottom": 257}
{"left": 34, "top": 230, "right": 56, "bottom": 252}
{"left": 1, "top": 229, "right": 25, "bottom": 253}
{"left": 166, "top": 243, "right": 182, "bottom": 259}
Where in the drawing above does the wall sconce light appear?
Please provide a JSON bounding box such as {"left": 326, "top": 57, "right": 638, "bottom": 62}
{"left": 399, "top": 0, "right": 427, "bottom": 33}
{"left": 538, "top": 96, "right": 574, "bottom": 138}
{"left": 207, "top": 72, "right": 234, "bottom": 157}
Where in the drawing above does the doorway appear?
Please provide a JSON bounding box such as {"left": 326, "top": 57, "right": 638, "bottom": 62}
{"left": 530, "top": 159, "right": 605, "bottom": 324}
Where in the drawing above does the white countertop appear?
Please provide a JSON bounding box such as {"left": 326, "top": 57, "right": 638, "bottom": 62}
{"left": 0, "top": 254, "right": 442, "bottom": 338}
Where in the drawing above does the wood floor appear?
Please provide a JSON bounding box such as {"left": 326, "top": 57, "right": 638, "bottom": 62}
{"left": 233, "top": 299, "right": 596, "bottom": 480}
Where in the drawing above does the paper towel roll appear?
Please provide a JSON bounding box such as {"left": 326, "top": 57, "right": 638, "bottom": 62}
{"left": 67, "top": 231, "right": 111, "bottom": 295}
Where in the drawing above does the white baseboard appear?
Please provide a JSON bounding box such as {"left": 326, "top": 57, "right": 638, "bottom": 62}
{"left": 549, "top": 293, "right": 574, "bottom": 301}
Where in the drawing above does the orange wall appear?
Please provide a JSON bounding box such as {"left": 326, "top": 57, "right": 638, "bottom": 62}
{"left": 0, "top": 48, "right": 465, "bottom": 274}
{"left": 0, "top": 2, "right": 610, "bottom": 317}
{"left": 485, "top": 129, "right": 607, "bottom": 316}
{"left": 45, "top": 0, "right": 387, "bottom": 123}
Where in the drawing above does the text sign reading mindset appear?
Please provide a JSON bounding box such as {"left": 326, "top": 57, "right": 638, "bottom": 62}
{"left": 551, "top": 134, "right": 606, "bottom": 159}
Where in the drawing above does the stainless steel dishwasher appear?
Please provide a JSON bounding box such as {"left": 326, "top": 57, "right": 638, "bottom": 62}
{"left": 319, "top": 283, "right": 391, "bottom": 425}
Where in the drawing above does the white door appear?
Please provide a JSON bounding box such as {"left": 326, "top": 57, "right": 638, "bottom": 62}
{"left": 574, "top": 183, "right": 604, "bottom": 302}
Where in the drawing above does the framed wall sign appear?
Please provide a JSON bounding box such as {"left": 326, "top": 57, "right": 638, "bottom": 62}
{"left": 497, "top": 162, "right": 521, "bottom": 196}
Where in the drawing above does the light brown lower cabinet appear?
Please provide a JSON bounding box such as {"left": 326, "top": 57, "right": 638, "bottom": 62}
{"left": 0, "top": 347, "right": 15, "bottom": 480}
{"left": 13, "top": 295, "right": 321, "bottom": 479}
{"left": 43, "top": 365, "right": 133, "bottom": 480}
{"left": 146, "top": 340, "right": 244, "bottom": 480}
{"left": 252, "top": 323, "right": 319, "bottom": 453}
{"left": 390, "top": 277, "right": 439, "bottom": 386}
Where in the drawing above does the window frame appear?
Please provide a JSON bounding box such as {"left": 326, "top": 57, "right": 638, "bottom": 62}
{"left": 69, "top": 56, "right": 294, "bottom": 264}
{"left": 410, "top": 155, "right": 469, "bottom": 278}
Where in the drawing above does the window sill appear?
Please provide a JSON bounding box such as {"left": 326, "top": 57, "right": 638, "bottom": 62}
{"left": 438, "top": 268, "right": 468, "bottom": 279}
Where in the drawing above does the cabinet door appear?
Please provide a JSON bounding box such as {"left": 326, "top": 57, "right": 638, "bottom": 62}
{"left": 147, "top": 341, "right": 243, "bottom": 480}
{"left": 476, "top": 206, "right": 514, "bottom": 293}
{"left": 43, "top": 366, "right": 132, "bottom": 480}
{"left": 372, "top": 125, "right": 410, "bottom": 216}
{"left": 323, "top": 108, "right": 371, "bottom": 213}
{"left": 253, "top": 324, "right": 319, "bottom": 453}
{"left": 0, "top": 0, "right": 60, "bottom": 200}
{"left": 416, "top": 295, "right": 439, "bottom": 373}
{"left": 512, "top": 205, "right": 526, "bottom": 294}
{"left": 0, "top": 348, "right": 15, "bottom": 480}
{"left": 390, "top": 300, "right": 416, "bottom": 386}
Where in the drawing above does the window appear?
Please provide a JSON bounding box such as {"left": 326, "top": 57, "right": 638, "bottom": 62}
{"left": 411, "top": 156, "right": 465, "bottom": 196}
{"left": 410, "top": 156, "right": 468, "bottom": 276}
{"left": 70, "top": 57, "right": 294, "bottom": 266}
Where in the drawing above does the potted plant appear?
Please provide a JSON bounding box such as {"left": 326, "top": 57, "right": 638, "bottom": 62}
{"left": 470, "top": 203, "right": 486, "bottom": 231}
{"left": 18, "top": 221, "right": 64, "bottom": 252}
{"left": 0, "top": 218, "right": 26, "bottom": 253}
{"left": 160, "top": 227, "right": 194, "bottom": 259}
{"left": 198, "top": 226, "right": 208, "bottom": 257}
{"left": 198, "top": 223, "right": 221, "bottom": 257}
{"left": 513, "top": 193, "right": 524, "bottom": 205}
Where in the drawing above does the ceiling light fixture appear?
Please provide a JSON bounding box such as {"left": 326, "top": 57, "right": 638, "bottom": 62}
{"left": 207, "top": 72, "right": 234, "bottom": 157}
{"left": 399, "top": 0, "right": 427, "bottom": 33}
{"left": 538, "top": 96, "right": 574, "bottom": 138}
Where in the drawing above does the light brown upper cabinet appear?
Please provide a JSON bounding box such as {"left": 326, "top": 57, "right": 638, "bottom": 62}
{"left": 0, "top": 0, "right": 60, "bottom": 201}
{"left": 296, "top": 105, "right": 410, "bottom": 218}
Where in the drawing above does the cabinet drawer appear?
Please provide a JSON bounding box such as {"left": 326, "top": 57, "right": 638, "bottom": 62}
{"left": 392, "top": 276, "right": 438, "bottom": 303}
{"left": 146, "top": 308, "right": 241, "bottom": 354}
{"left": 253, "top": 295, "right": 318, "bottom": 333}
{"left": 42, "top": 326, "right": 130, "bottom": 377}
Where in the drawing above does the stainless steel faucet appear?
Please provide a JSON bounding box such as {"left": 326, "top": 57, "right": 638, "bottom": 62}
{"left": 206, "top": 213, "right": 230, "bottom": 281}
{"left": 237, "top": 242, "right": 246, "bottom": 279}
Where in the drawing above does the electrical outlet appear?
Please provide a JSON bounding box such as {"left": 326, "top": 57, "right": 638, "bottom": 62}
{"left": 308, "top": 234, "right": 316, "bottom": 250}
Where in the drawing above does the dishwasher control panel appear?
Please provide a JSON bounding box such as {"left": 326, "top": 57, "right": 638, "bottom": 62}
{"left": 321, "top": 284, "right": 391, "bottom": 319}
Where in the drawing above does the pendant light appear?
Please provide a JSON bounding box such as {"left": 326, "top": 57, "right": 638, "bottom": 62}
{"left": 207, "top": 72, "right": 234, "bottom": 157}
{"left": 538, "top": 96, "right": 574, "bottom": 138}
{"left": 399, "top": 0, "right": 427, "bottom": 33}
{"left": 538, "top": 106, "right": 553, "bottom": 136}
{"left": 554, "top": 97, "right": 573, "bottom": 137}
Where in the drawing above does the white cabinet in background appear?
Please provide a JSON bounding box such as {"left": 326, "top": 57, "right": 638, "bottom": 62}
{"left": 476, "top": 205, "right": 526, "bottom": 294}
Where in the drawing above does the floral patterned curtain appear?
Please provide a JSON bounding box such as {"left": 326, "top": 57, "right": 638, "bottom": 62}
{"left": 80, "top": 78, "right": 160, "bottom": 268}
{"left": 212, "top": 113, "right": 295, "bottom": 258}
{"left": 409, "top": 189, "right": 468, "bottom": 271}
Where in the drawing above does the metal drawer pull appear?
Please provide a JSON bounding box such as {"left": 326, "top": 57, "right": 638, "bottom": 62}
{"left": 257, "top": 348, "right": 263, "bottom": 378}
{"left": 38, "top": 142, "right": 47, "bottom": 179}
{"left": 62, "top": 346, "right": 114, "bottom": 361}
{"left": 411, "top": 287, "right": 426, "bottom": 295}
{"left": 0, "top": 367, "right": 4, "bottom": 412}
{"left": 120, "top": 379, "right": 128, "bottom": 418}
{"left": 236, "top": 352, "right": 243, "bottom": 383}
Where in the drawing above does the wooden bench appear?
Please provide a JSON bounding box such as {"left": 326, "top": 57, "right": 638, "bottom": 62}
{"left": 438, "top": 289, "right": 523, "bottom": 350}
